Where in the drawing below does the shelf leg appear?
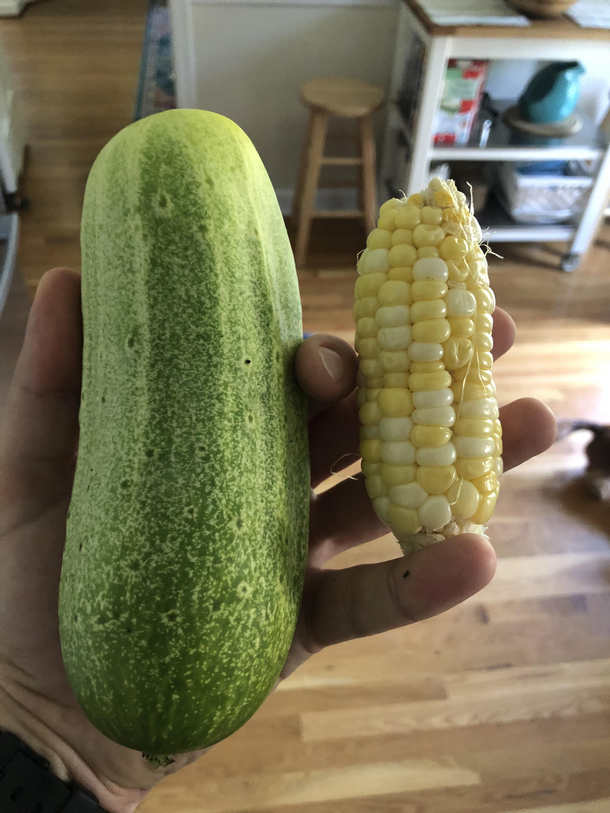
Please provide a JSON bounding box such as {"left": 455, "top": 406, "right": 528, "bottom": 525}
{"left": 567, "top": 144, "right": 610, "bottom": 267}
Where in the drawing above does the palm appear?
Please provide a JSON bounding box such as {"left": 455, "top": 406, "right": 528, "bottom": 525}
{"left": 0, "top": 268, "right": 556, "bottom": 811}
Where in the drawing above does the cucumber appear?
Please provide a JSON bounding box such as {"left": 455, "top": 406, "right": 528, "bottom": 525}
{"left": 59, "top": 109, "right": 310, "bottom": 756}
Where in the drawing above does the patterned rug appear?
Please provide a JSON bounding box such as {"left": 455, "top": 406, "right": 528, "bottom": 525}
{"left": 133, "top": 0, "right": 176, "bottom": 121}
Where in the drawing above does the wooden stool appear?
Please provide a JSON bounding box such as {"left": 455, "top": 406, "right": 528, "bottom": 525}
{"left": 292, "top": 78, "right": 384, "bottom": 269}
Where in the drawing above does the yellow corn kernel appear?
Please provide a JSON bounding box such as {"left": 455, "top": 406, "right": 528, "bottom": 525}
{"left": 455, "top": 456, "right": 492, "bottom": 480}
{"left": 388, "top": 266, "right": 414, "bottom": 282}
{"left": 367, "top": 228, "right": 393, "bottom": 251}
{"left": 475, "top": 312, "right": 493, "bottom": 333}
{"left": 377, "top": 210, "right": 397, "bottom": 230}
{"left": 409, "top": 370, "right": 452, "bottom": 392}
{"left": 493, "top": 456, "right": 503, "bottom": 479}
{"left": 391, "top": 228, "right": 414, "bottom": 246}
{"left": 360, "top": 459, "right": 380, "bottom": 477}
{"left": 412, "top": 319, "right": 451, "bottom": 344}
{"left": 451, "top": 381, "right": 494, "bottom": 402}
{"left": 417, "top": 246, "right": 439, "bottom": 259}
{"left": 433, "top": 187, "right": 455, "bottom": 208}
{"left": 411, "top": 425, "right": 452, "bottom": 448}
{"left": 359, "top": 401, "right": 383, "bottom": 426}
{"left": 379, "top": 350, "right": 410, "bottom": 373}
{"left": 408, "top": 193, "right": 424, "bottom": 206}
{"left": 446, "top": 260, "right": 469, "bottom": 283}
{"left": 365, "top": 474, "right": 388, "bottom": 499}
{"left": 353, "top": 296, "right": 379, "bottom": 320}
{"left": 470, "top": 491, "right": 498, "bottom": 524}
{"left": 443, "top": 337, "right": 473, "bottom": 371}
{"left": 413, "top": 224, "right": 445, "bottom": 248}
{"left": 356, "top": 272, "right": 386, "bottom": 299}
{"left": 471, "top": 470, "right": 498, "bottom": 495}
{"left": 389, "top": 244, "right": 418, "bottom": 267}
{"left": 381, "top": 463, "right": 416, "bottom": 487}
{"left": 360, "top": 359, "right": 384, "bottom": 379}
{"left": 474, "top": 286, "right": 495, "bottom": 313}
{"left": 443, "top": 207, "right": 461, "bottom": 223}
{"left": 411, "top": 299, "right": 447, "bottom": 322}
{"left": 417, "top": 465, "right": 457, "bottom": 495}
{"left": 388, "top": 504, "right": 422, "bottom": 535}
{"left": 421, "top": 206, "right": 443, "bottom": 225}
{"left": 493, "top": 433, "right": 503, "bottom": 455}
{"left": 475, "top": 351, "right": 493, "bottom": 370}
{"left": 475, "top": 331, "right": 493, "bottom": 352}
{"left": 454, "top": 417, "right": 494, "bottom": 437}
{"left": 366, "top": 378, "right": 384, "bottom": 389}
{"left": 395, "top": 204, "right": 422, "bottom": 230}
{"left": 356, "top": 317, "right": 378, "bottom": 338}
{"left": 378, "top": 280, "right": 412, "bottom": 306}
{"left": 357, "top": 338, "right": 379, "bottom": 360}
{"left": 493, "top": 418, "right": 502, "bottom": 437}
{"left": 360, "top": 438, "right": 383, "bottom": 462}
{"left": 448, "top": 316, "right": 474, "bottom": 338}
{"left": 378, "top": 388, "right": 413, "bottom": 417}
{"left": 446, "top": 478, "right": 480, "bottom": 520}
{"left": 442, "top": 221, "right": 461, "bottom": 237}
{"left": 409, "top": 360, "right": 444, "bottom": 373}
{"left": 366, "top": 388, "right": 381, "bottom": 402}
{"left": 439, "top": 235, "right": 468, "bottom": 261}
{"left": 379, "top": 198, "right": 401, "bottom": 215}
{"left": 383, "top": 372, "right": 410, "bottom": 388}
{"left": 411, "top": 280, "right": 448, "bottom": 301}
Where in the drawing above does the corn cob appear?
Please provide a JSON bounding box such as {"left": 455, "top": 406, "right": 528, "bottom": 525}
{"left": 354, "top": 177, "right": 502, "bottom": 553}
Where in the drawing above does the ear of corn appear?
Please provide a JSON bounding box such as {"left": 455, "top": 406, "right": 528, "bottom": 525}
{"left": 354, "top": 178, "right": 501, "bottom": 553}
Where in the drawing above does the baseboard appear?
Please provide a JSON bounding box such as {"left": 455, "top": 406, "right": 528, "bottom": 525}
{"left": 276, "top": 187, "right": 359, "bottom": 217}
{"left": 0, "top": 0, "right": 33, "bottom": 15}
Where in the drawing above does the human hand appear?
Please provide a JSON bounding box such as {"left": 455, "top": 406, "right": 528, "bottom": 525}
{"left": 0, "top": 267, "right": 556, "bottom": 812}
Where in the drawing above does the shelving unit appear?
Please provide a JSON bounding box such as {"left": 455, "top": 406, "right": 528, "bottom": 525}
{"left": 380, "top": 0, "right": 610, "bottom": 271}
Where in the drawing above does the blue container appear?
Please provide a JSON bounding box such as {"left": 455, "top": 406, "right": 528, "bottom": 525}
{"left": 519, "top": 62, "right": 585, "bottom": 125}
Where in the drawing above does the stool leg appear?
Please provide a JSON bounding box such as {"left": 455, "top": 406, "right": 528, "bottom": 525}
{"left": 294, "top": 110, "right": 328, "bottom": 270}
{"left": 292, "top": 111, "right": 315, "bottom": 228}
{"left": 359, "top": 113, "right": 378, "bottom": 235}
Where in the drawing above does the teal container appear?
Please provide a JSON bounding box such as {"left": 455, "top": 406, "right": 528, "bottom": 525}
{"left": 519, "top": 62, "right": 585, "bottom": 124}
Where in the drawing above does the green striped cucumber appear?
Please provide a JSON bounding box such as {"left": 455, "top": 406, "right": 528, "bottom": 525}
{"left": 59, "top": 109, "right": 310, "bottom": 755}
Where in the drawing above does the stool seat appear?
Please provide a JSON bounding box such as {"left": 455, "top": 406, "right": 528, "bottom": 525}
{"left": 300, "top": 78, "right": 384, "bottom": 119}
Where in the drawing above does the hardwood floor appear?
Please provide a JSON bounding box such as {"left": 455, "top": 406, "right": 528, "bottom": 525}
{"left": 1, "top": 2, "right": 610, "bottom": 811}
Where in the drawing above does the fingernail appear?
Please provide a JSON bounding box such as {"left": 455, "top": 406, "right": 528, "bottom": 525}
{"left": 318, "top": 346, "right": 345, "bottom": 383}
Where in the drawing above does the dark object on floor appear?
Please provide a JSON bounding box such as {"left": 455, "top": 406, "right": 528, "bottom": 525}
{"left": 557, "top": 419, "right": 610, "bottom": 501}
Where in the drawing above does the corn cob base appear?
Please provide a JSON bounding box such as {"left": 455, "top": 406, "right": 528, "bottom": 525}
{"left": 354, "top": 178, "right": 502, "bottom": 554}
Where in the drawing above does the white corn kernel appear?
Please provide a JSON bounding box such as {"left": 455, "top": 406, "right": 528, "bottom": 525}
{"left": 364, "top": 248, "right": 391, "bottom": 274}
{"left": 381, "top": 440, "right": 416, "bottom": 465}
{"left": 412, "top": 257, "right": 449, "bottom": 282}
{"left": 457, "top": 397, "right": 498, "bottom": 418}
{"left": 376, "top": 305, "right": 411, "bottom": 328}
{"left": 367, "top": 229, "right": 393, "bottom": 251}
{"left": 408, "top": 342, "right": 444, "bottom": 362}
{"left": 418, "top": 495, "right": 451, "bottom": 531}
{"left": 416, "top": 442, "right": 456, "bottom": 467}
{"left": 379, "top": 416, "right": 413, "bottom": 441}
{"left": 390, "top": 482, "right": 428, "bottom": 509}
{"left": 378, "top": 326, "right": 412, "bottom": 351}
{"left": 492, "top": 456, "right": 503, "bottom": 479}
{"left": 412, "top": 388, "right": 454, "bottom": 409}
{"left": 453, "top": 436, "right": 496, "bottom": 458}
{"left": 446, "top": 288, "right": 477, "bottom": 317}
{"left": 373, "top": 497, "right": 391, "bottom": 524}
{"left": 357, "top": 249, "right": 369, "bottom": 275}
{"left": 412, "top": 405, "right": 455, "bottom": 426}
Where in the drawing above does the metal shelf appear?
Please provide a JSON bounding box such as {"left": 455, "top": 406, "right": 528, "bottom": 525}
{"left": 476, "top": 194, "right": 576, "bottom": 243}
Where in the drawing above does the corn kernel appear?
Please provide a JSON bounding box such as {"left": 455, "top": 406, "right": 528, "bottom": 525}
{"left": 382, "top": 372, "right": 409, "bottom": 388}
{"left": 453, "top": 435, "right": 496, "bottom": 458}
{"left": 493, "top": 418, "right": 502, "bottom": 437}
{"left": 412, "top": 388, "right": 453, "bottom": 408}
{"left": 411, "top": 299, "right": 447, "bottom": 321}
{"left": 376, "top": 305, "right": 411, "bottom": 328}
{"left": 378, "top": 388, "right": 413, "bottom": 417}
{"left": 381, "top": 463, "right": 416, "bottom": 487}
{"left": 388, "top": 266, "right": 414, "bottom": 282}
{"left": 359, "top": 401, "right": 383, "bottom": 426}
{"left": 446, "top": 260, "right": 469, "bottom": 282}
{"left": 388, "top": 504, "right": 422, "bottom": 535}
{"left": 367, "top": 377, "right": 384, "bottom": 388}
{"left": 421, "top": 206, "right": 443, "bottom": 225}
{"left": 360, "top": 424, "right": 380, "bottom": 442}
{"left": 471, "top": 470, "right": 498, "bottom": 495}
{"left": 379, "top": 198, "right": 401, "bottom": 215}
{"left": 470, "top": 491, "right": 497, "bottom": 524}
{"left": 474, "top": 351, "right": 493, "bottom": 370}
{"left": 391, "top": 228, "right": 414, "bottom": 246}
{"left": 412, "top": 318, "right": 451, "bottom": 344}
{"left": 455, "top": 457, "right": 492, "bottom": 479}
{"left": 356, "top": 370, "right": 367, "bottom": 388}
{"left": 377, "top": 212, "right": 397, "bottom": 232}
{"left": 367, "top": 229, "right": 393, "bottom": 251}
{"left": 417, "top": 246, "right": 439, "bottom": 259}
{"left": 356, "top": 336, "right": 377, "bottom": 359}
{"left": 457, "top": 398, "right": 497, "bottom": 419}
{"left": 356, "top": 388, "right": 367, "bottom": 408}
{"left": 360, "top": 438, "right": 383, "bottom": 462}
{"left": 378, "top": 280, "right": 411, "bottom": 307}
{"left": 475, "top": 313, "right": 493, "bottom": 333}
{"left": 411, "top": 425, "right": 452, "bottom": 448}
{"left": 365, "top": 388, "right": 381, "bottom": 402}
{"left": 389, "top": 244, "right": 418, "bottom": 267}
{"left": 475, "top": 331, "right": 493, "bottom": 352}
{"left": 443, "top": 207, "right": 461, "bottom": 223}
{"left": 365, "top": 474, "right": 388, "bottom": 499}
{"left": 372, "top": 496, "right": 391, "bottom": 524}
{"left": 357, "top": 317, "right": 378, "bottom": 338}
{"left": 380, "top": 416, "right": 413, "bottom": 441}
{"left": 433, "top": 188, "right": 455, "bottom": 208}
{"left": 389, "top": 481, "right": 428, "bottom": 509}
{"left": 353, "top": 296, "right": 379, "bottom": 320}
{"left": 379, "top": 350, "right": 410, "bottom": 373}
{"left": 443, "top": 337, "right": 473, "bottom": 371}
{"left": 409, "top": 370, "right": 452, "bottom": 392}
{"left": 381, "top": 440, "right": 416, "bottom": 465}
{"left": 418, "top": 494, "right": 452, "bottom": 531}
{"left": 378, "top": 326, "right": 412, "bottom": 351}
{"left": 492, "top": 456, "right": 503, "bottom": 479}
{"left": 442, "top": 220, "right": 461, "bottom": 237}
{"left": 363, "top": 248, "right": 392, "bottom": 275}
{"left": 474, "top": 287, "right": 495, "bottom": 313}
{"left": 448, "top": 316, "right": 474, "bottom": 338}
{"left": 451, "top": 381, "right": 494, "bottom": 402}
{"left": 493, "top": 433, "right": 503, "bottom": 455}
{"left": 446, "top": 478, "right": 480, "bottom": 520}
{"left": 411, "top": 280, "right": 448, "bottom": 301}
{"left": 360, "top": 459, "right": 380, "bottom": 477}
{"left": 416, "top": 442, "right": 456, "bottom": 467}
{"left": 408, "top": 193, "right": 424, "bottom": 206}
{"left": 412, "top": 405, "right": 455, "bottom": 426}
{"left": 356, "top": 272, "right": 386, "bottom": 299}
{"left": 416, "top": 465, "right": 457, "bottom": 495}
{"left": 413, "top": 224, "right": 445, "bottom": 248}
{"left": 356, "top": 248, "right": 369, "bottom": 275}
{"left": 413, "top": 257, "right": 449, "bottom": 283}
{"left": 408, "top": 342, "right": 444, "bottom": 362}
{"left": 409, "top": 361, "right": 444, "bottom": 373}
{"left": 454, "top": 417, "right": 494, "bottom": 437}
{"left": 395, "top": 204, "right": 422, "bottom": 230}
{"left": 446, "top": 288, "right": 477, "bottom": 317}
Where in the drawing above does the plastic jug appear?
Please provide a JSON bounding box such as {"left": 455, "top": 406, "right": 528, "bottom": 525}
{"left": 519, "top": 61, "right": 585, "bottom": 124}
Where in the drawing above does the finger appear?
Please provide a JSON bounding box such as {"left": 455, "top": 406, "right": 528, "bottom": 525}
{"left": 492, "top": 307, "right": 516, "bottom": 361}
{"left": 0, "top": 267, "right": 82, "bottom": 464}
{"left": 309, "top": 473, "right": 387, "bottom": 564}
{"left": 295, "top": 334, "right": 358, "bottom": 421}
{"left": 309, "top": 392, "right": 359, "bottom": 488}
{"left": 302, "top": 535, "right": 496, "bottom": 649}
{"left": 500, "top": 397, "right": 556, "bottom": 472}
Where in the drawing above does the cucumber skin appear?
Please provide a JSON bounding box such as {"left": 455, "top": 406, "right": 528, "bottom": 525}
{"left": 59, "top": 110, "right": 310, "bottom": 754}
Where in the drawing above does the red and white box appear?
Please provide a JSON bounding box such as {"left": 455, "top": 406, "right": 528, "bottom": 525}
{"left": 434, "top": 59, "right": 489, "bottom": 147}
